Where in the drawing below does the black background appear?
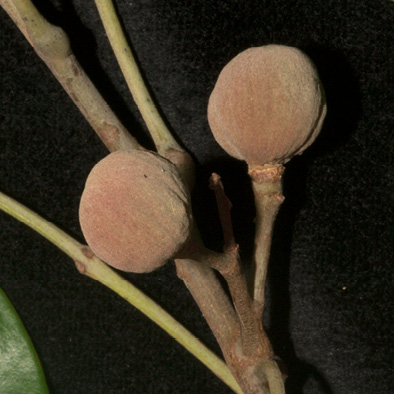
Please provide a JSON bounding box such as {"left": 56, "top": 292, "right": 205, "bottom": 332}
{"left": 1, "top": 1, "right": 393, "bottom": 393}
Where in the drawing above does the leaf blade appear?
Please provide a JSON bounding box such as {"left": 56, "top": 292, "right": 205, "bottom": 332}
{"left": 0, "top": 288, "right": 49, "bottom": 394}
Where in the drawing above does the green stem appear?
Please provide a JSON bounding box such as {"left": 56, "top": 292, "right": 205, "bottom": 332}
{"left": 262, "top": 360, "right": 286, "bottom": 394}
{"left": 0, "top": 191, "right": 241, "bottom": 394}
{"left": 94, "top": 0, "right": 184, "bottom": 157}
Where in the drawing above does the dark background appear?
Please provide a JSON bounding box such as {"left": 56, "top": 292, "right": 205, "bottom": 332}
{"left": 1, "top": 1, "right": 393, "bottom": 393}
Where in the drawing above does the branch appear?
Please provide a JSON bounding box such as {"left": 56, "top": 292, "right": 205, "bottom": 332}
{"left": 206, "top": 171, "right": 286, "bottom": 393}
{"left": 1, "top": 0, "right": 141, "bottom": 152}
{"left": 188, "top": 243, "right": 272, "bottom": 358}
{"left": 0, "top": 191, "right": 242, "bottom": 394}
{"left": 93, "top": 0, "right": 182, "bottom": 157}
{"left": 209, "top": 173, "right": 236, "bottom": 252}
{"left": 183, "top": 241, "right": 287, "bottom": 393}
{"left": 175, "top": 256, "right": 240, "bottom": 350}
{"left": 93, "top": 0, "right": 196, "bottom": 187}
{"left": 248, "top": 164, "right": 285, "bottom": 319}
{"left": 208, "top": 173, "right": 271, "bottom": 355}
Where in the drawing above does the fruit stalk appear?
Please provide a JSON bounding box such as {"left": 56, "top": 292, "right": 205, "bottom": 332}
{"left": 249, "top": 165, "right": 285, "bottom": 318}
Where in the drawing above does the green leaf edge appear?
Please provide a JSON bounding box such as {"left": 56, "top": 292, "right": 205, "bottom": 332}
{"left": 0, "top": 287, "right": 49, "bottom": 394}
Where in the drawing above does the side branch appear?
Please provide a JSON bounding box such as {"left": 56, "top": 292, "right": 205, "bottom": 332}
{"left": 183, "top": 241, "right": 287, "bottom": 393}
{"left": 207, "top": 173, "right": 273, "bottom": 357}
{"left": 189, "top": 244, "right": 273, "bottom": 359}
{"left": 94, "top": 0, "right": 196, "bottom": 187}
{"left": 209, "top": 173, "right": 236, "bottom": 252}
{"left": 1, "top": 0, "right": 141, "bottom": 152}
{"left": 175, "top": 257, "right": 239, "bottom": 352}
{"left": 94, "top": 0, "right": 183, "bottom": 157}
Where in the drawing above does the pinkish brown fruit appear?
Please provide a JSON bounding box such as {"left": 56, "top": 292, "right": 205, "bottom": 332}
{"left": 79, "top": 149, "right": 193, "bottom": 273}
{"left": 207, "top": 45, "right": 327, "bottom": 166}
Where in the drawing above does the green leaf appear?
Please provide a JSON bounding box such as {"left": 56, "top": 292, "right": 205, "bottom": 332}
{"left": 0, "top": 288, "right": 49, "bottom": 394}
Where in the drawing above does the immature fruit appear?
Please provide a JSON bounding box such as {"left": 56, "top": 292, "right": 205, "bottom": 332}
{"left": 79, "top": 150, "right": 193, "bottom": 273}
{"left": 208, "top": 45, "right": 327, "bottom": 165}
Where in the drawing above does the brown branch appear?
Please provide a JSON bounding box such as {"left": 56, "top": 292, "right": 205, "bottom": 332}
{"left": 1, "top": 0, "right": 141, "bottom": 152}
{"left": 184, "top": 241, "right": 272, "bottom": 359}
{"left": 208, "top": 173, "right": 273, "bottom": 355}
{"left": 175, "top": 256, "right": 239, "bottom": 350}
{"left": 209, "top": 173, "right": 236, "bottom": 252}
{"left": 181, "top": 238, "right": 286, "bottom": 393}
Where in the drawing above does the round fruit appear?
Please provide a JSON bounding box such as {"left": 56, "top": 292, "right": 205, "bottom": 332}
{"left": 207, "top": 45, "right": 326, "bottom": 165}
{"left": 79, "top": 149, "right": 193, "bottom": 273}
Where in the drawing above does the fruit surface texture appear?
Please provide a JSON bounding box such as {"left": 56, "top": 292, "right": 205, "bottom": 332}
{"left": 79, "top": 150, "right": 193, "bottom": 273}
{"left": 208, "top": 45, "right": 327, "bottom": 165}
